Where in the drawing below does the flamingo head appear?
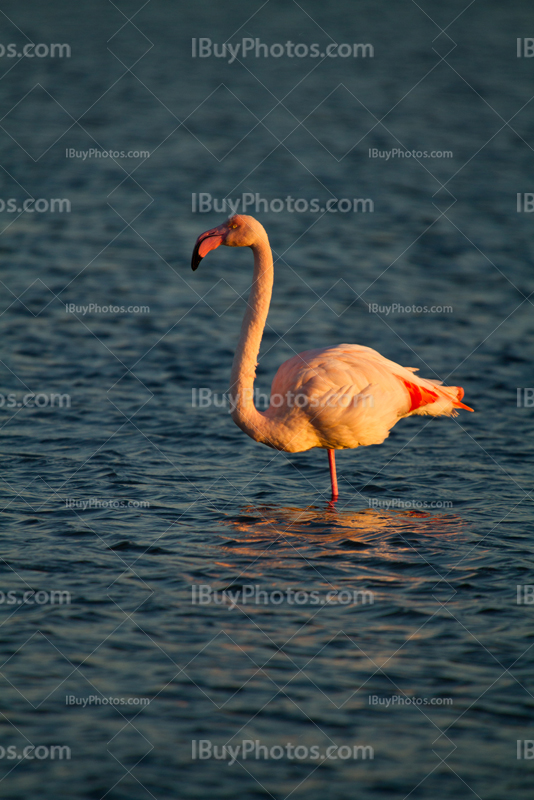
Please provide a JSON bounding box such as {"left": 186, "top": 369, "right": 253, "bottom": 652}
{"left": 191, "top": 215, "right": 264, "bottom": 270}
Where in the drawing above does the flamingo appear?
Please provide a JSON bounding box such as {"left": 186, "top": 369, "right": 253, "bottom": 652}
{"left": 191, "top": 215, "right": 473, "bottom": 501}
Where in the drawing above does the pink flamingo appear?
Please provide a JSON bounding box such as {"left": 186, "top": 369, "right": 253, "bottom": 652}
{"left": 191, "top": 215, "right": 473, "bottom": 501}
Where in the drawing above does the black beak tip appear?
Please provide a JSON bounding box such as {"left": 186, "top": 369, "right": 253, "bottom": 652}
{"left": 191, "top": 247, "right": 202, "bottom": 271}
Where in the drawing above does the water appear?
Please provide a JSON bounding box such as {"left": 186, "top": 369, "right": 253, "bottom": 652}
{"left": 0, "top": 0, "right": 533, "bottom": 798}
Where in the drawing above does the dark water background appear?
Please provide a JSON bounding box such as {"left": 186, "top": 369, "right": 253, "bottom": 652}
{"left": 0, "top": 1, "right": 533, "bottom": 798}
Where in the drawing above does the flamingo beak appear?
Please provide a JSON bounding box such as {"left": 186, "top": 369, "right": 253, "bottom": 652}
{"left": 191, "top": 224, "right": 227, "bottom": 271}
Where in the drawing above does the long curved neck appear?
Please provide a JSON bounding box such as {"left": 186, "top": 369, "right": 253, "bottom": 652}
{"left": 229, "top": 235, "right": 273, "bottom": 442}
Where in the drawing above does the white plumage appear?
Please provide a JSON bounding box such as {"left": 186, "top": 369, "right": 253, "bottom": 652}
{"left": 267, "top": 343, "right": 471, "bottom": 453}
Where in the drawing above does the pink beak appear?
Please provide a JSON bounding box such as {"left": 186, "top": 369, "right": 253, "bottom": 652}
{"left": 191, "top": 224, "right": 227, "bottom": 271}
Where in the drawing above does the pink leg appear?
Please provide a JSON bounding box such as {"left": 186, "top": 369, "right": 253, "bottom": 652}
{"left": 328, "top": 449, "right": 339, "bottom": 501}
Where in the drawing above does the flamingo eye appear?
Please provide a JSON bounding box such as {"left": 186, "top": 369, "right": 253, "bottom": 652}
{"left": 231, "top": 224, "right": 238, "bottom": 229}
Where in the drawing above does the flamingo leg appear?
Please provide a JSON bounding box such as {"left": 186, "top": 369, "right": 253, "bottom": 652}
{"left": 328, "top": 449, "right": 339, "bottom": 501}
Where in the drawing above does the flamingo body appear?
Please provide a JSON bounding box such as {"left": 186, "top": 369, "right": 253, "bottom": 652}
{"left": 191, "top": 215, "right": 473, "bottom": 498}
{"left": 263, "top": 343, "right": 472, "bottom": 453}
